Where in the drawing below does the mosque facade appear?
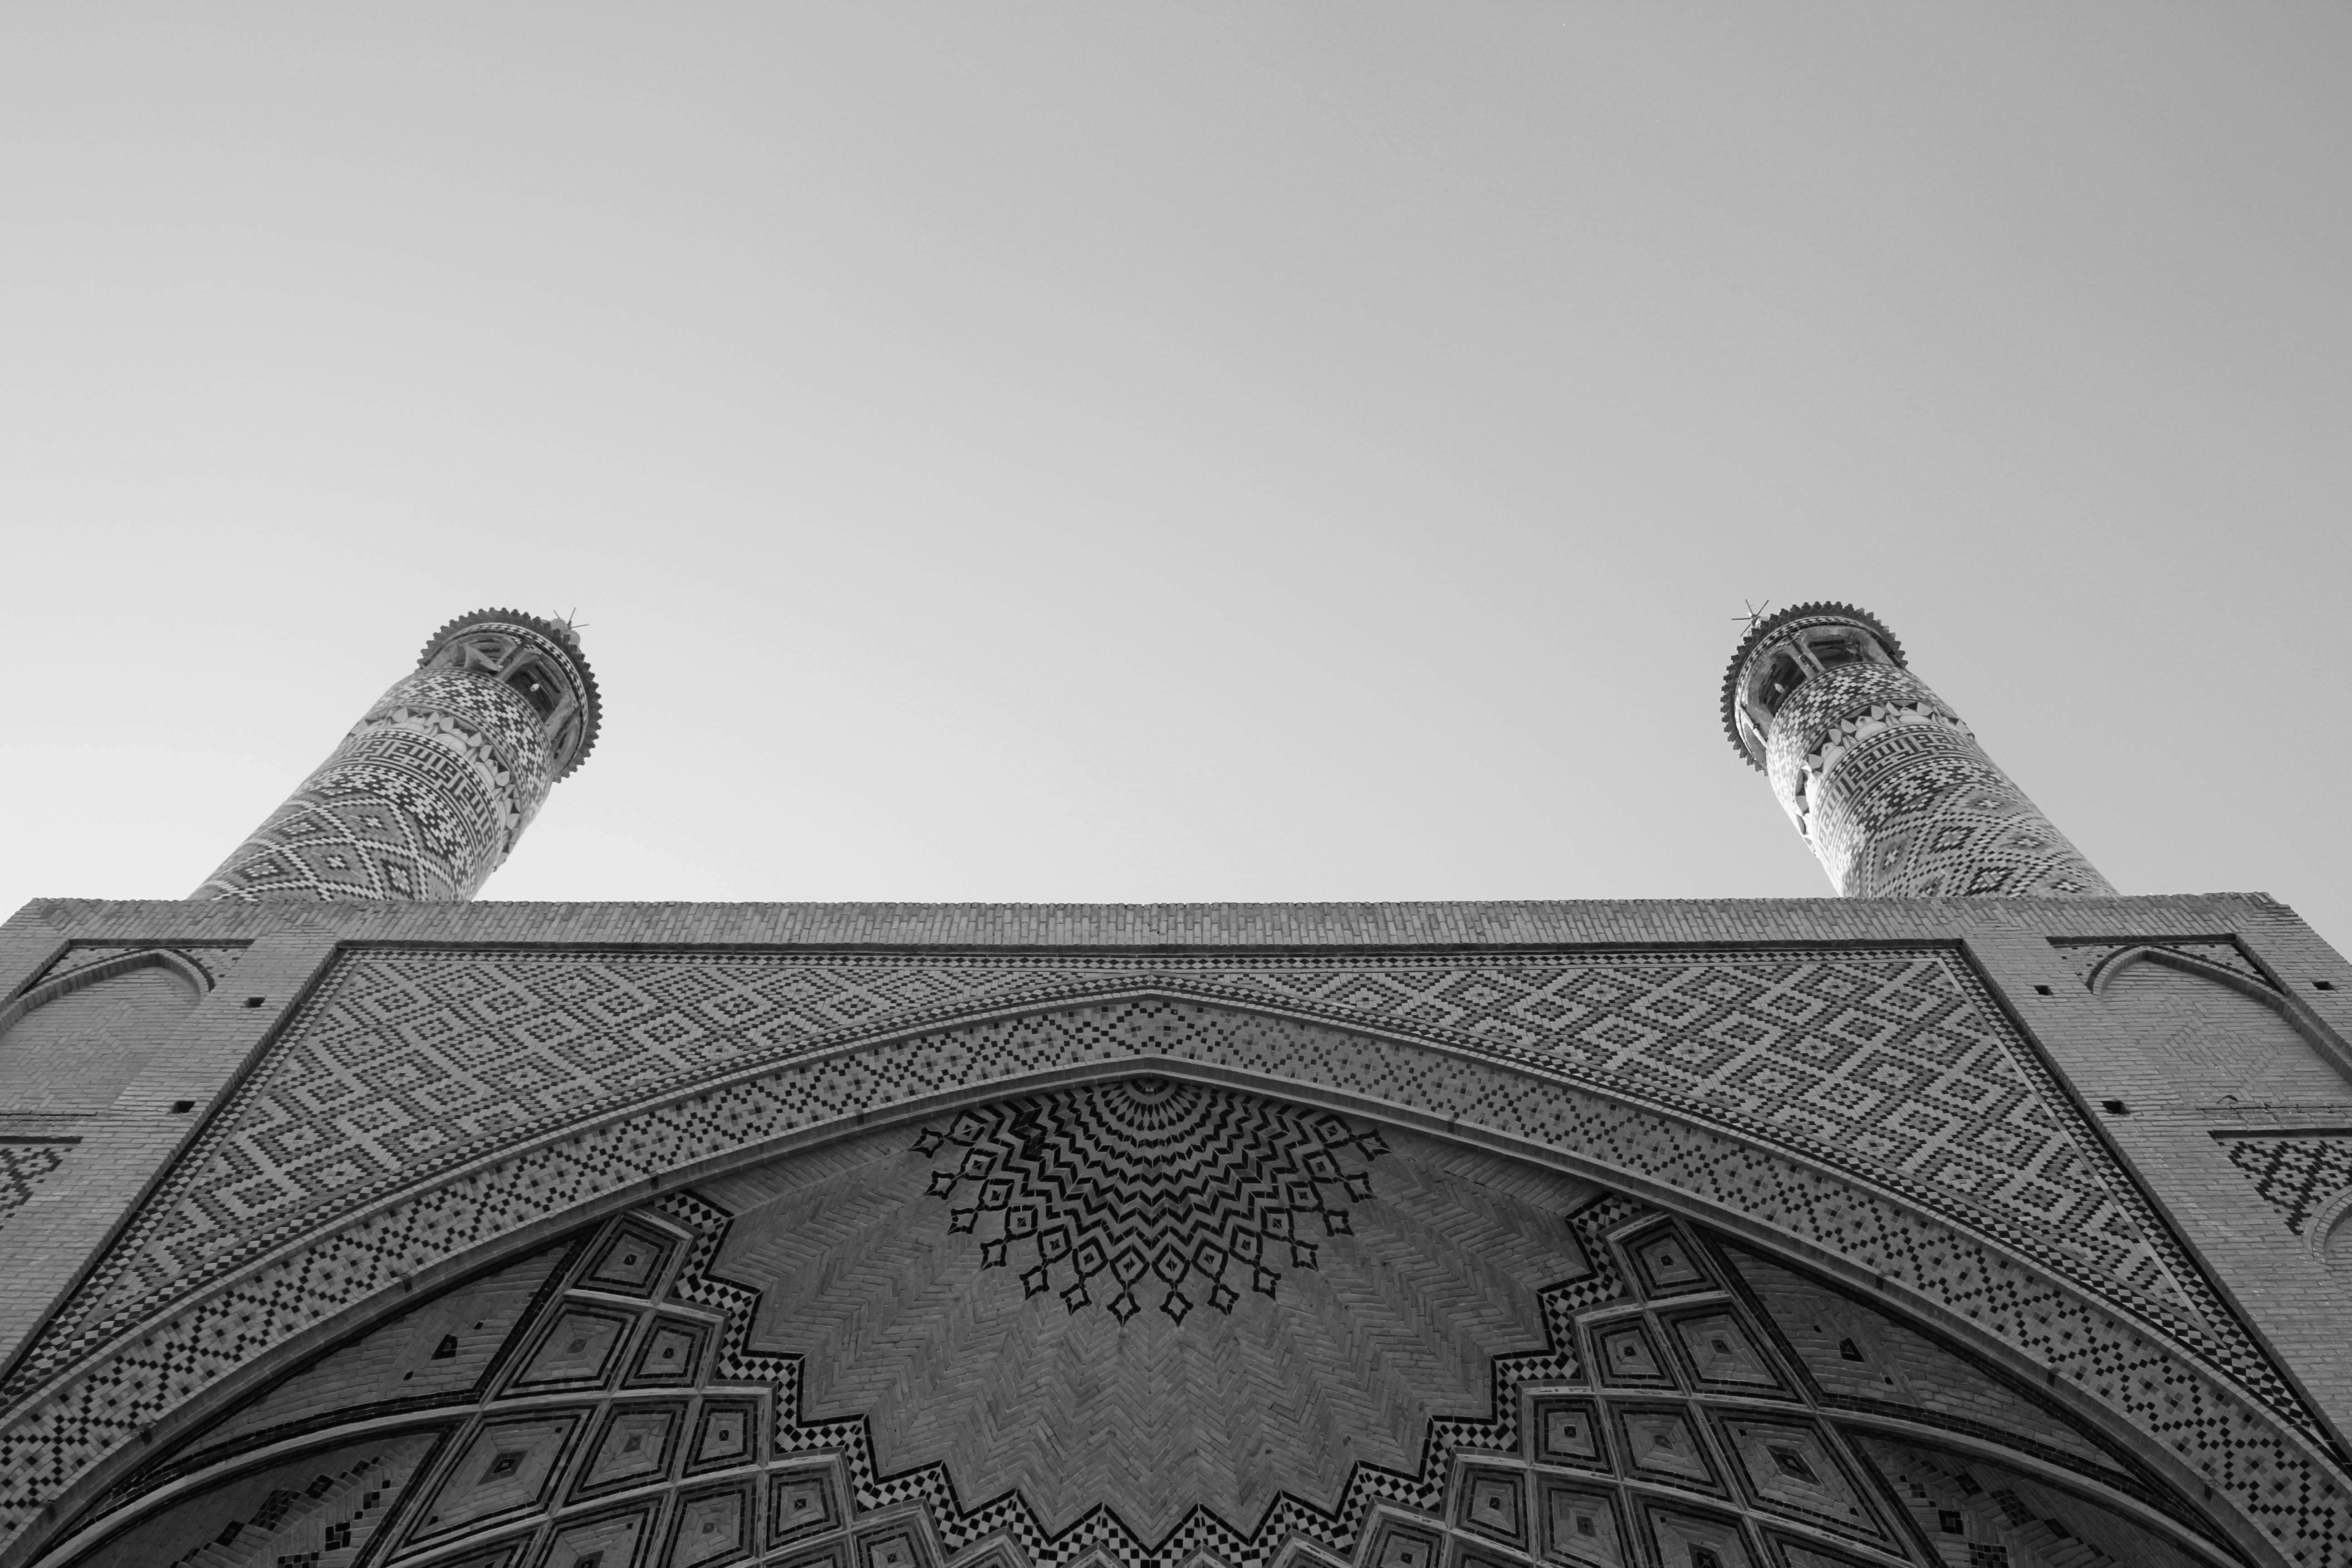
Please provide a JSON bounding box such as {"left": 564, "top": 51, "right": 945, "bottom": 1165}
{"left": 0, "top": 605, "right": 2347, "bottom": 1568}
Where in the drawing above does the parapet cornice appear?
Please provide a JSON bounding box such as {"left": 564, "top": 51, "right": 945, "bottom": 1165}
{"left": 0, "top": 892, "right": 2311, "bottom": 953}
{"left": 419, "top": 607, "right": 602, "bottom": 778}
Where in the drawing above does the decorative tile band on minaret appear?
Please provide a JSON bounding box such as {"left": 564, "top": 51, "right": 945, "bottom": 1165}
{"left": 1723, "top": 603, "right": 2111, "bottom": 897}
{"left": 193, "top": 610, "right": 600, "bottom": 902}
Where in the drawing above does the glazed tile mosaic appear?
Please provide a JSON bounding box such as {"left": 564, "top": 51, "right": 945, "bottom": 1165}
{"left": 192, "top": 612, "right": 597, "bottom": 905}
{"left": 23, "top": 946, "right": 2206, "bottom": 1376}
{"left": 0, "top": 1147, "right": 69, "bottom": 1236}
{"left": 0, "top": 993, "right": 2338, "bottom": 1568}
{"left": 2215, "top": 1135, "right": 2352, "bottom": 1237}
{"left": 1724, "top": 605, "right": 2113, "bottom": 900}
{"left": 38, "top": 1129, "right": 2237, "bottom": 1568}
{"left": 911, "top": 1079, "right": 1392, "bottom": 1324}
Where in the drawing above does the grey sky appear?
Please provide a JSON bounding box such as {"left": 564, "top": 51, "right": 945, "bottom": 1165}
{"left": 3, "top": 5, "right": 2347, "bottom": 941}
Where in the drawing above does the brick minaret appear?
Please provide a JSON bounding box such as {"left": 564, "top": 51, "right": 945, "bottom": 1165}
{"left": 1723, "top": 602, "right": 2111, "bottom": 897}
{"left": 194, "top": 609, "right": 600, "bottom": 901}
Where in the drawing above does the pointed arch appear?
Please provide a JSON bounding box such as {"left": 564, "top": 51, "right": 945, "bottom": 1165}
{"left": 0, "top": 948, "right": 212, "bottom": 1040}
{"left": 25, "top": 1082, "right": 2253, "bottom": 1568}
{"left": 0, "top": 950, "right": 214, "bottom": 1121}
{"left": 0, "top": 1005, "right": 2333, "bottom": 1568}
{"left": 2092, "top": 944, "right": 2352, "bottom": 1096}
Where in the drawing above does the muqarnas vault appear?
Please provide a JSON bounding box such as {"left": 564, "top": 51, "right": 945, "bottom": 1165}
{"left": 2, "top": 600, "right": 2349, "bottom": 1568}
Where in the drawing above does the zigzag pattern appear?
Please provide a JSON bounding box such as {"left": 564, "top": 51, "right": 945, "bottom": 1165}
{"left": 2217, "top": 1134, "right": 2352, "bottom": 1236}
{"left": 650, "top": 1176, "right": 1624, "bottom": 1568}
{"left": 0, "top": 1147, "right": 67, "bottom": 1235}
{"left": 914, "top": 1081, "right": 1387, "bottom": 1325}
{"left": 196, "top": 670, "right": 552, "bottom": 903}
{"left": 26, "top": 944, "right": 2206, "bottom": 1392}
{"left": 0, "top": 1001, "right": 2335, "bottom": 1565}
{"left": 1762, "top": 660, "right": 2114, "bottom": 899}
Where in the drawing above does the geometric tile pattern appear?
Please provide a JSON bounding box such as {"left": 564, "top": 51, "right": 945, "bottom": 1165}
{"left": 1725, "top": 606, "right": 2113, "bottom": 899}
{"left": 21, "top": 946, "right": 2217, "bottom": 1393}
{"left": 67, "top": 1429, "right": 443, "bottom": 1568}
{"left": 1858, "top": 1435, "right": 2213, "bottom": 1568}
{"left": 0, "top": 1144, "right": 69, "bottom": 1235}
{"left": 192, "top": 611, "right": 596, "bottom": 904}
{"left": 2215, "top": 1134, "right": 2352, "bottom": 1235}
{"left": 715, "top": 1116, "right": 1596, "bottom": 1541}
{"left": 45, "top": 1173, "right": 2232, "bottom": 1568}
{"left": 191, "top": 669, "right": 553, "bottom": 905}
{"left": 913, "top": 1080, "right": 1389, "bottom": 1324}
{"left": 0, "top": 992, "right": 2338, "bottom": 1564}
{"left": 1769, "top": 662, "right": 2113, "bottom": 900}
{"left": 1725, "top": 1246, "right": 2122, "bottom": 1475}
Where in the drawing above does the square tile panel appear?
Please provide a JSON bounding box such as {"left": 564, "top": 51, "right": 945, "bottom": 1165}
{"left": 401, "top": 1410, "right": 589, "bottom": 1552}
{"left": 568, "top": 1400, "right": 687, "bottom": 1504}
{"left": 664, "top": 1477, "right": 757, "bottom": 1567}
{"left": 1609, "top": 1404, "right": 1725, "bottom": 1498}
{"left": 768, "top": 1465, "right": 845, "bottom": 1548}
{"left": 505, "top": 1306, "right": 640, "bottom": 1394}
{"left": 1592, "top": 1320, "right": 1675, "bottom": 1390}
{"left": 1638, "top": 1501, "right": 1757, "bottom": 1568}
{"left": 1361, "top": 1515, "right": 1444, "bottom": 1568}
{"left": 627, "top": 1318, "right": 712, "bottom": 1389}
{"left": 530, "top": 1499, "right": 659, "bottom": 1568}
{"left": 1625, "top": 1225, "right": 1711, "bottom": 1299}
{"left": 857, "top": 1522, "right": 938, "bottom": 1568}
{"left": 583, "top": 1223, "right": 680, "bottom": 1299}
{"left": 765, "top": 1542, "right": 853, "bottom": 1568}
{"left": 1452, "top": 1465, "right": 1525, "bottom": 1547}
{"left": 1535, "top": 1477, "right": 1631, "bottom": 1568}
{"left": 1661, "top": 1312, "right": 1792, "bottom": 1398}
{"left": 683, "top": 1396, "right": 763, "bottom": 1477}
{"left": 1705, "top": 1414, "right": 1889, "bottom": 1548}
{"left": 1529, "top": 1396, "right": 1611, "bottom": 1473}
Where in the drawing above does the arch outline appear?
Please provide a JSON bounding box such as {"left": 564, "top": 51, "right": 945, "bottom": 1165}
{"left": 0, "top": 995, "right": 2341, "bottom": 1568}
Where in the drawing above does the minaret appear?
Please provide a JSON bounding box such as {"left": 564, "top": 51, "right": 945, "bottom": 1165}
{"left": 194, "top": 610, "right": 600, "bottom": 902}
{"left": 1723, "top": 603, "right": 2111, "bottom": 898}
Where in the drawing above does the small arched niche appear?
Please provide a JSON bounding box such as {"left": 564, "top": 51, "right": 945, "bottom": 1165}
{"left": 0, "top": 951, "right": 210, "bottom": 1115}
{"left": 2097, "top": 951, "right": 2352, "bottom": 1111}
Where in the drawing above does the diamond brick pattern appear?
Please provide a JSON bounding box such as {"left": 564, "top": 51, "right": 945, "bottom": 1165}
{"left": 193, "top": 671, "right": 554, "bottom": 903}
{"left": 28, "top": 945, "right": 2216, "bottom": 1388}
{"left": 0, "top": 996, "right": 2336, "bottom": 1568}
{"left": 914, "top": 1078, "right": 1388, "bottom": 1324}
{"left": 1764, "top": 659, "right": 2112, "bottom": 899}
{"left": 2216, "top": 1134, "right": 2352, "bottom": 1236}
{"left": 0, "top": 1145, "right": 69, "bottom": 1235}
{"left": 42, "top": 1162, "right": 2242, "bottom": 1568}
{"left": 192, "top": 611, "right": 594, "bottom": 904}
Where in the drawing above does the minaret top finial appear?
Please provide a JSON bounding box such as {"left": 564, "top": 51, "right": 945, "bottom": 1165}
{"left": 1720, "top": 601, "right": 1906, "bottom": 770}
{"left": 418, "top": 608, "right": 603, "bottom": 778}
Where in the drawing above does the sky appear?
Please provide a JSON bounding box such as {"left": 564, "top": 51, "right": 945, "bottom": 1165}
{"left": 2, "top": 5, "right": 2348, "bottom": 946}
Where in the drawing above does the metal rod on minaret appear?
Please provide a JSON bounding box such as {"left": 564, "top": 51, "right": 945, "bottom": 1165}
{"left": 193, "top": 609, "right": 601, "bottom": 902}
{"left": 1722, "top": 603, "right": 2112, "bottom": 898}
